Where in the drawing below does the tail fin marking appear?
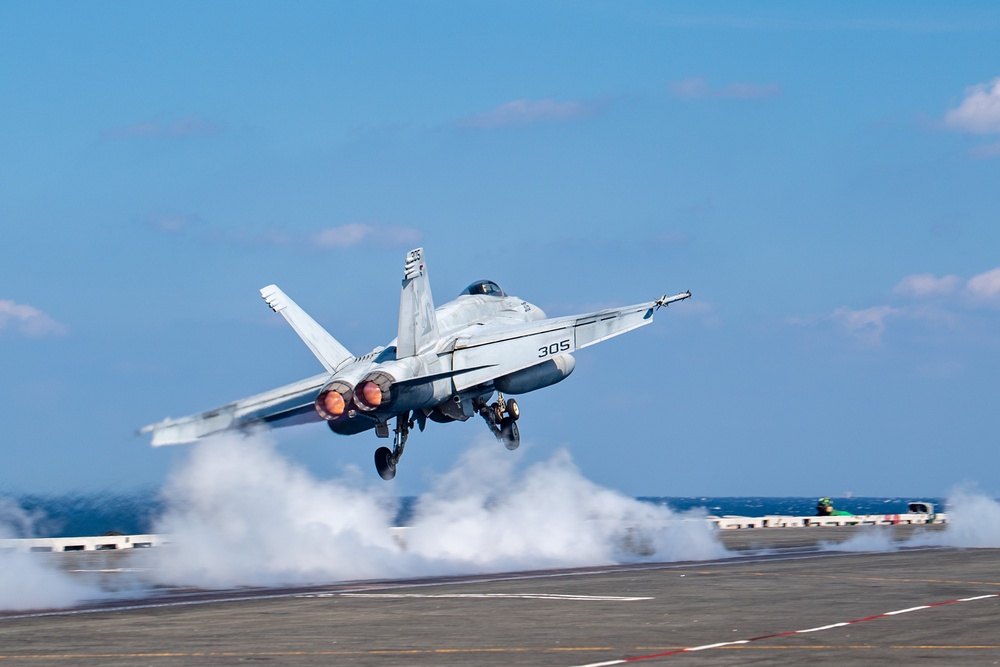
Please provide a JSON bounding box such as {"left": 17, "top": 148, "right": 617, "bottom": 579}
{"left": 397, "top": 247, "right": 439, "bottom": 358}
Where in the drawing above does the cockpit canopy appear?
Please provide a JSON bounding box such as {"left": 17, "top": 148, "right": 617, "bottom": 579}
{"left": 460, "top": 280, "right": 506, "bottom": 297}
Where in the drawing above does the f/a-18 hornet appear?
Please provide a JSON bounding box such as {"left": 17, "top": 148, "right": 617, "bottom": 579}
{"left": 142, "top": 248, "right": 691, "bottom": 479}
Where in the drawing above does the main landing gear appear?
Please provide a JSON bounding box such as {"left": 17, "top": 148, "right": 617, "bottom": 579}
{"left": 478, "top": 392, "right": 521, "bottom": 450}
{"left": 373, "top": 395, "right": 522, "bottom": 479}
{"left": 374, "top": 411, "right": 411, "bottom": 480}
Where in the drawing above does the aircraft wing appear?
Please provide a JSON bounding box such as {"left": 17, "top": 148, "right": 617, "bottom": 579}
{"left": 139, "top": 373, "right": 329, "bottom": 446}
{"left": 450, "top": 291, "right": 691, "bottom": 391}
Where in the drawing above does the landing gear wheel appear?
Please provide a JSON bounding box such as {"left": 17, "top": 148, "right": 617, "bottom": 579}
{"left": 506, "top": 398, "right": 520, "bottom": 421}
{"left": 491, "top": 402, "right": 504, "bottom": 424}
{"left": 499, "top": 417, "right": 520, "bottom": 450}
{"left": 375, "top": 446, "right": 396, "bottom": 480}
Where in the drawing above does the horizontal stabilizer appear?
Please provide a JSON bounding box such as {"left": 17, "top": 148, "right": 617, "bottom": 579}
{"left": 260, "top": 285, "right": 354, "bottom": 373}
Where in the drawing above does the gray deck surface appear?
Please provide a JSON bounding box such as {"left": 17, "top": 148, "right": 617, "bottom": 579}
{"left": 2, "top": 525, "right": 998, "bottom": 666}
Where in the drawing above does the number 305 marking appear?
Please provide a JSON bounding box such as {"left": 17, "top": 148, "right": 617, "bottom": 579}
{"left": 538, "top": 339, "right": 571, "bottom": 357}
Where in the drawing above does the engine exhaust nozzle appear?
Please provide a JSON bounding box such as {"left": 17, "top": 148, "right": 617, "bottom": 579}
{"left": 353, "top": 371, "right": 395, "bottom": 411}
{"left": 315, "top": 380, "right": 355, "bottom": 421}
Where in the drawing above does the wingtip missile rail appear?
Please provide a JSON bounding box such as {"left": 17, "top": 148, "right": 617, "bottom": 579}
{"left": 655, "top": 290, "right": 692, "bottom": 309}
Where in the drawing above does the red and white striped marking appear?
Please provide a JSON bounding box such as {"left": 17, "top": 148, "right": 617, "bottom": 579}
{"left": 572, "top": 593, "right": 1000, "bottom": 666}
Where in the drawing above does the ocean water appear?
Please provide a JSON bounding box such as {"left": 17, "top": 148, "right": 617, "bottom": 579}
{"left": 1, "top": 491, "right": 165, "bottom": 538}
{"left": 0, "top": 493, "right": 943, "bottom": 538}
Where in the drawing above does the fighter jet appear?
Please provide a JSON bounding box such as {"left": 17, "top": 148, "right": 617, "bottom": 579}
{"left": 141, "top": 248, "right": 691, "bottom": 479}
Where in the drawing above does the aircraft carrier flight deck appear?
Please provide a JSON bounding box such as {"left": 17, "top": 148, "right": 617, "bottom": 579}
{"left": 2, "top": 525, "right": 999, "bottom": 666}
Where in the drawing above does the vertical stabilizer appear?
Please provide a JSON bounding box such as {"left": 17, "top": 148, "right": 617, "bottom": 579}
{"left": 397, "top": 247, "right": 439, "bottom": 358}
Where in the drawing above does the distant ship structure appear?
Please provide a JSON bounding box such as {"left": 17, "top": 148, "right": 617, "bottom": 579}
{"left": 713, "top": 500, "right": 943, "bottom": 530}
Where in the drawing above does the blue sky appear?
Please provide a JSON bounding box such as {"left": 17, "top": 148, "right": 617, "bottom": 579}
{"left": 2, "top": 2, "right": 999, "bottom": 497}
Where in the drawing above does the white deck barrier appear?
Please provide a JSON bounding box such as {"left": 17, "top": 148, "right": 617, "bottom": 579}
{"left": 710, "top": 512, "right": 947, "bottom": 530}
{"left": 0, "top": 508, "right": 948, "bottom": 552}
{"left": 0, "top": 534, "right": 167, "bottom": 553}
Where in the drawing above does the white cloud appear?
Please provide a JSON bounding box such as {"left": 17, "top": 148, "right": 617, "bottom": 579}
{"left": 829, "top": 306, "right": 899, "bottom": 343}
{"left": 459, "top": 98, "right": 602, "bottom": 129}
{"left": 312, "top": 223, "right": 372, "bottom": 248}
{"left": 790, "top": 266, "right": 1000, "bottom": 346}
{"left": 944, "top": 78, "right": 1000, "bottom": 135}
{"left": 0, "top": 300, "right": 68, "bottom": 337}
{"left": 893, "top": 267, "right": 1000, "bottom": 306}
{"left": 790, "top": 303, "right": 960, "bottom": 345}
{"left": 311, "top": 224, "right": 421, "bottom": 249}
{"left": 147, "top": 218, "right": 420, "bottom": 251}
{"left": 101, "top": 115, "right": 220, "bottom": 140}
{"left": 384, "top": 226, "right": 422, "bottom": 246}
{"left": 146, "top": 213, "right": 204, "bottom": 233}
{"left": 965, "top": 267, "right": 1000, "bottom": 304}
{"left": 669, "top": 76, "right": 780, "bottom": 100}
{"left": 893, "top": 273, "right": 961, "bottom": 298}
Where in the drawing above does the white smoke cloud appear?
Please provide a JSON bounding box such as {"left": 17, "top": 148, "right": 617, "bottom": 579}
{"left": 151, "top": 437, "right": 402, "bottom": 587}
{"left": 151, "top": 435, "right": 726, "bottom": 588}
{"left": 921, "top": 489, "right": 1000, "bottom": 548}
{"left": 821, "top": 528, "right": 899, "bottom": 553}
{"left": 821, "top": 489, "right": 1000, "bottom": 554}
{"left": 6, "top": 447, "right": 998, "bottom": 613}
{"left": 0, "top": 552, "right": 106, "bottom": 612}
{"left": 0, "top": 499, "right": 107, "bottom": 612}
{"left": 404, "top": 447, "right": 724, "bottom": 570}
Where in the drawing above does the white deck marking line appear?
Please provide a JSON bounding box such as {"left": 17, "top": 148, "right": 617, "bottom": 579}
{"left": 795, "top": 622, "right": 849, "bottom": 633}
{"left": 570, "top": 593, "right": 1000, "bottom": 666}
{"left": 685, "top": 641, "right": 748, "bottom": 651}
{"left": 302, "top": 593, "right": 653, "bottom": 601}
{"left": 883, "top": 605, "right": 930, "bottom": 615}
